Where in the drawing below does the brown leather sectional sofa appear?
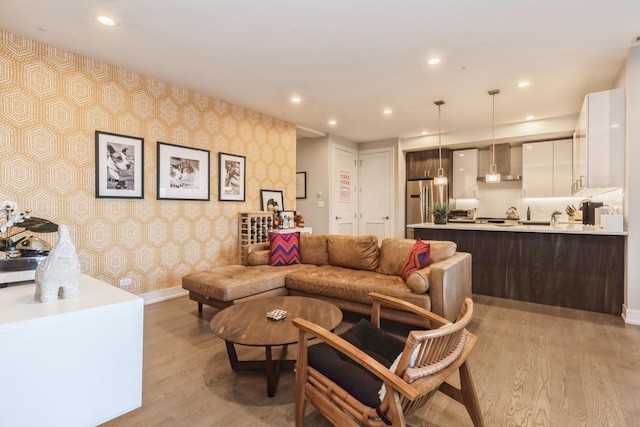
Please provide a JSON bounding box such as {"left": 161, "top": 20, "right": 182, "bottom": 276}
{"left": 182, "top": 234, "right": 471, "bottom": 324}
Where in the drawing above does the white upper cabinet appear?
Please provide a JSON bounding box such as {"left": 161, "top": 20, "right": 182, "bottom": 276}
{"left": 522, "top": 141, "right": 553, "bottom": 197}
{"left": 572, "top": 88, "right": 625, "bottom": 196}
{"left": 522, "top": 139, "right": 573, "bottom": 198}
{"left": 553, "top": 139, "right": 573, "bottom": 197}
{"left": 452, "top": 149, "right": 478, "bottom": 198}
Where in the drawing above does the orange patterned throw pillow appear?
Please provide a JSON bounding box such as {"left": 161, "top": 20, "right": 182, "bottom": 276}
{"left": 401, "top": 239, "right": 431, "bottom": 280}
{"left": 268, "top": 231, "right": 301, "bottom": 266}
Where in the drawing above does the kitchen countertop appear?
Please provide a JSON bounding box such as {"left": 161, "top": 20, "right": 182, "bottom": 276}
{"left": 407, "top": 221, "right": 628, "bottom": 236}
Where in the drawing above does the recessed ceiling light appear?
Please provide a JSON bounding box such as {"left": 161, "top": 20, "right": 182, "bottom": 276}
{"left": 517, "top": 81, "right": 530, "bottom": 88}
{"left": 328, "top": 120, "right": 337, "bottom": 125}
{"left": 427, "top": 58, "right": 441, "bottom": 65}
{"left": 383, "top": 109, "right": 392, "bottom": 115}
{"left": 291, "top": 96, "right": 301, "bottom": 103}
{"left": 97, "top": 15, "right": 116, "bottom": 26}
{"left": 421, "top": 131, "right": 428, "bottom": 135}
{"left": 525, "top": 115, "right": 535, "bottom": 120}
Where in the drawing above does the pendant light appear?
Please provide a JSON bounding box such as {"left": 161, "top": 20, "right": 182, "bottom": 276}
{"left": 485, "top": 89, "right": 501, "bottom": 183}
{"left": 433, "top": 100, "right": 447, "bottom": 186}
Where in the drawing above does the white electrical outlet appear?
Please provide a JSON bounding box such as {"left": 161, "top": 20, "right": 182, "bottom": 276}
{"left": 119, "top": 278, "right": 132, "bottom": 287}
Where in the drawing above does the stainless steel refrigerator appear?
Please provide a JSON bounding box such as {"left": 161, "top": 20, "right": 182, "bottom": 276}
{"left": 406, "top": 179, "right": 448, "bottom": 226}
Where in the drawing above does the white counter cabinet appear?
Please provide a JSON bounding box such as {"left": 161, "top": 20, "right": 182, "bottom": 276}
{"left": 0, "top": 274, "right": 143, "bottom": 427}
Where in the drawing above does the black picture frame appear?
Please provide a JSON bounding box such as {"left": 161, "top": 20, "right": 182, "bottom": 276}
{"left": 95, "top": 130, "right": 144, "bottom": 199}
{"left": 260, "top": 189, "right": 284, "bottom": 212}
{"left": 157, "top": 142, "right": 210, "bottom": 201}
{"left": 296, "top": 172, "right": 307, "bottom": 199}
{"left": 218, "top": 152, "right": 246, "bottom": 202}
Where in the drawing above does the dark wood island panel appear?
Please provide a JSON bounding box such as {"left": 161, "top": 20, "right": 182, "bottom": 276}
{"left": 414, "top": 228, "right": 625, "bottom": 314}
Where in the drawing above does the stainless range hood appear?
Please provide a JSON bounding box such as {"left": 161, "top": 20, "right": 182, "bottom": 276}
{"left": 477, "top": 143, "right": 522, "bottom": 182}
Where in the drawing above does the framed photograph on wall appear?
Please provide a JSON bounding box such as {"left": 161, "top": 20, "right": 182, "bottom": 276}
{"left": 218, "top": 152, "right": 246, "bottom": 202}
{"left": 157, "top": 142, "right": 210, "bottom": 201}
{"left": 260, "top": 189, "right": 284, "bottom": 212}
{"left": 296, "top": 172, "right": 307, "bottom": 199}
{"left": 95, "top": 130, "right": 144, "bottom": 199}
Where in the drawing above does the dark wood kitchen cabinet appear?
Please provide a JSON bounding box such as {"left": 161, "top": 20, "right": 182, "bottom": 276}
{"left": 413, "top": 227, "right": 625, "bottom": 315}
{"left": 406, "top": 149, "right": 452, "bottom": 181}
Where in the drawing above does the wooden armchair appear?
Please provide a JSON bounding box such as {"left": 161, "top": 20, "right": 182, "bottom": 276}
{"left": 292, "top": 292, "right": 483, "bottom": 426}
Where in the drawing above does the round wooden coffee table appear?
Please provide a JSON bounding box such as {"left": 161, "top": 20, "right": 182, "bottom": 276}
{"left": 210, "top": 296, "right": 342, "bottom": 397}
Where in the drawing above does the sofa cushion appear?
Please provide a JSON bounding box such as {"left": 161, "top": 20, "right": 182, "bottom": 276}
{"left": 428, "top": 240, "right": 457, "bottom": 263}
{"left": 182, "top": 264, "right": 309, "bottom": 301}
{"left": 405, "top": 269, "right": 430, "bottom": 294}
{"left": 247, "top": 249, "right": 270, "bottom": 266}
{"left": 401, "top": 239, "right": 431, "bottom": 280}
{"left": 308, "top": 318, "right": 405, "bottom": 408}
{"left": 379, "top": 239, "right": 457, "bottom": 276}
{"left": 269, "top": 232, "right": 301, "bottom": 266}
{"left": 378, "top": 238, "right": 419, "bottom": 276}
{"left": 327, "top": 235, "right": 379, "bottom": 271}
{"left": 299, "top": 233, "right": 329, "bottom": 265}
{"left": 285, "top": 265, "right": 432, "bottom": 308}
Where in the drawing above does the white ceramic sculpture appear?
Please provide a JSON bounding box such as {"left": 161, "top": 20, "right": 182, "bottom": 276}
{"left": 34, "top": 224, "right": 81, "bottom": 302}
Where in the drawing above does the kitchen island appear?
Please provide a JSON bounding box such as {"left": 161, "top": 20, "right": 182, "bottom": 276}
{"left": 409, "top": 222, "right": 627, "bottom": 315}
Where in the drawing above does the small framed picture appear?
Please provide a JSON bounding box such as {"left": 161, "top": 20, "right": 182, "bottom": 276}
{"left": 157, "top": 142, "right": 210, "bottom": 201}
{"left": 281, "top": 210, "right": 295, "bottom": 221}
{"left": 218, "top": 152, "right": 246, "bottom": 202}
{"left": 296, "top": 172, "right": 307, "bottom": 199}
{"left": 260, "top": 189, "right": 284, "bottom": 212}
{"left": 95, "top": 131, "right": 144, "bottom": 199}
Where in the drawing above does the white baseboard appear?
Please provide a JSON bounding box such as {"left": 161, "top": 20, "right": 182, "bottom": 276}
{"left": 622, "top": 305, "right": 640, "bottom": 325}
{"left": 141, "top": 286, "right": 188, "bottom": 305}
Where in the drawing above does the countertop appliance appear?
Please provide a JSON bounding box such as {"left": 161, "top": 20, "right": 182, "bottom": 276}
{"left": 582, "top": 201, "right": 604, "bottom": 225}
{"left": 448, "top": 209, "right": 476, "bottom": 223}
{"left": 406, "top": 179, "right": 448, "bottom": 227}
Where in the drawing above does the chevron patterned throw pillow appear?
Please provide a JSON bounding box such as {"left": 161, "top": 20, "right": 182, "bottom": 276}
{"left": 401, "top": 239, "right": 431, "bottom": 280}
{"left": 268, "top": 231, "right": 301, "bottom": 266}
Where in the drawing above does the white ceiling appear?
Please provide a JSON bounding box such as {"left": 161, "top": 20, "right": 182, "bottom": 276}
{"left": 1, "top": 0, "right": 639, "bottom": 143}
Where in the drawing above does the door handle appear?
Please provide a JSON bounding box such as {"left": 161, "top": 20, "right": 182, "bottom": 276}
{"left": 335, "top": 216, "right": 342, "bottom": 220}
{"left": 382, "top": 216, "right": 389, "bottom": 220}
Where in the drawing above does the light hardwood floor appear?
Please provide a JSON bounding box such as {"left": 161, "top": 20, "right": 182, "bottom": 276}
{"left": 103, "top": 294, "right": 640, "bottom": 427}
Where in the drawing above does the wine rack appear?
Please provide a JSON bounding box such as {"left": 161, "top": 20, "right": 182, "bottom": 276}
{"left": 238, "top": 212, "right": 273, "bottom": 264}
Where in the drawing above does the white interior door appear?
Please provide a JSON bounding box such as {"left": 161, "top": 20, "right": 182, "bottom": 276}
{"left": 359, "top": 148, "right": 393, "bottom": 240}
{"left": 331, "top": 145, "right": 358, "bottom": 235}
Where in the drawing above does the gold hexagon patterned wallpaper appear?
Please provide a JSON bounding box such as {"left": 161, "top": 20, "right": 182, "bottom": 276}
{"left": 0, "top": 30, "right": 297, "bottom": 294}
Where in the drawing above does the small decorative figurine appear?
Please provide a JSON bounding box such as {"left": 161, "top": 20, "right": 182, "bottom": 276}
{"left": 34, "top": 224, "right": 81, "bottom": 303}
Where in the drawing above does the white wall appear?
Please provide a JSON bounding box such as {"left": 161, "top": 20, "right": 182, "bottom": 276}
{"left": 296, "top": 136, "right": 331, "bottom": 234}
{"left": 620, "top": 45, "right": 640, "bottom": 324}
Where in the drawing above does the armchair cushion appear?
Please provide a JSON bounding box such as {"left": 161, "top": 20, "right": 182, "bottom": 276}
{"left": 308, "top": 319, "right": 405, "bottom": 407}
